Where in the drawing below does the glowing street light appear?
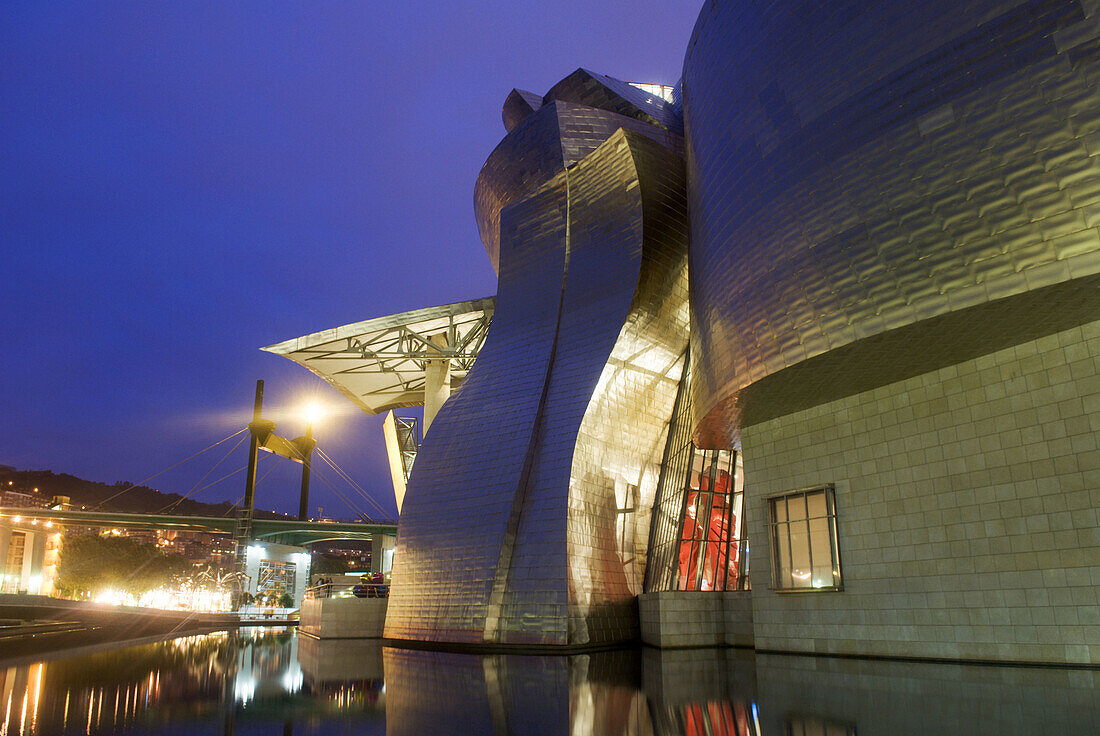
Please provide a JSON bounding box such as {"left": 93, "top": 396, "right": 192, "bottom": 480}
{"left": 303, "top": 401, "right": 325, "bottom": 426}
{"left": 296, "top": 401, "right": 322, "bottom": 523}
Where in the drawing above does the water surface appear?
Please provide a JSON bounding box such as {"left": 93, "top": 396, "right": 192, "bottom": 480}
{"left": 0, "top": 629, "right": 1096, "bottom": 734}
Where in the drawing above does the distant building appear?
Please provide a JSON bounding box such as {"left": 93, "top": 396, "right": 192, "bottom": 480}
{"left": 0, "top": 498, "right": 66, "bottom": 595}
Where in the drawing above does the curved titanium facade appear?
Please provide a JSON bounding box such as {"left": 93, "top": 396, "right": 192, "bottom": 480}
{"left": 683, "top": 0, "right": 1100, "bottom": 446}
{"left": 474, "top": 69, "right": 684, "bottom": 274}
{"left": 385, "top": 74, "right": 689, "bottom": 646}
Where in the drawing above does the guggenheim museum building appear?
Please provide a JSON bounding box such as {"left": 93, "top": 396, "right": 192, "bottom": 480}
{"left": 269, "top": 0, "right": 1100, "bottom": 666}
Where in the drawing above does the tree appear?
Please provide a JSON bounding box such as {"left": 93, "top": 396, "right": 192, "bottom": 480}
{"left": 278, "top": 592, "right": 294, "bottom": 608}
{"left": 309, "top": 553, "right": 347, "bottom": 575}
{"left": 56, "top": 534, "right": 194, "bottom": 599}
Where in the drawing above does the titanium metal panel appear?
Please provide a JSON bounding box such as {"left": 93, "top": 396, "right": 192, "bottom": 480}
{"left": 385, "top": 177, "right": 570, "bottom": 644}
{"left": 502, "top": 88, "right": 543, "bottom": 133}
{"left": 643, "top": 353, "right": 693, "bottom": 594}
{"left": 387, "top": 72, "right": 689, "bottom": 647}
{"left": 475, "top": 100, "right": 683, "bottom": 274}
{"left": 490, "top": 132, "right": 689, "bottom": 646}
{"left": 544, "top": 68, "right": 685, "bottom": 135}
{"left": 682, "top": 0, "right": 1100, "bottom": 446}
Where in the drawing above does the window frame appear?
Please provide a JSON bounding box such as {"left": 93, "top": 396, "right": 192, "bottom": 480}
{"left": 766, "top": 484, "right": 843, "bottom": 592}
{"left": 671, "top": 447, "right": 748, "bottom": 592}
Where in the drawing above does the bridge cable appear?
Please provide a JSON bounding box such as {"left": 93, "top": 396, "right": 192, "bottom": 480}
{"left": 183, "top": 466, "right": 247, "bottom": 498}
{"left": 159, "top": 433, "right": 249, "bottom": 513}
{"left": 313, "top": 448, "right": 391, "bottom": 520}
{"left": 311, "top": 447, "right": 382, "bottom": 517}
{"left": 94, "top": 428, "right": 248, "bottom": 509}
{"left": 222, "top": 454, "right": 282, "bottom": 516}
{"left": 308, "top": 462, "right": 371, "bottom": 522}
{"left": 314, "top": 451, "right": 383, "bottom": 517}
{"left": 304, "top": 462, "right": 375, "bottom": 523}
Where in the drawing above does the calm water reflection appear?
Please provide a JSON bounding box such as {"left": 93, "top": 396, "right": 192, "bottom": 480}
{"left": 0, "top": 629, "right": 1096, "bottom": 735}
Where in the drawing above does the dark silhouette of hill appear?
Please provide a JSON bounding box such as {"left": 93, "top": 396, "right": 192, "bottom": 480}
{"left": 0, "top": 467, "right": 289, "bottom": 519}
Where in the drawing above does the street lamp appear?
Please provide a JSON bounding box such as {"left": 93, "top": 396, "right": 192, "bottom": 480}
{"left": 296, "top": 402, "right": 324, "bottom": 522}
{"left": 237, "top": 381, "right": 322, "bottom": 562}
{"left": 303, "top": 401, "right": 324, "bottom": 426}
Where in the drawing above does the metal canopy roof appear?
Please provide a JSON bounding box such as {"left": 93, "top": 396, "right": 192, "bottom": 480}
{"left": 262, "top": 297, "right": 495, "bottom": 415}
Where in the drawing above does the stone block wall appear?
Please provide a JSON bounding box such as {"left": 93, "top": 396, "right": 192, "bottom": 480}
{"left": 741, "top": 319, "right": 1100, "bottom": 664}
{"left": 299, "top": 596, "right": 387, "bottom": 639}
{"left": 639, "top": 591, "right": 753, "bottom": 648}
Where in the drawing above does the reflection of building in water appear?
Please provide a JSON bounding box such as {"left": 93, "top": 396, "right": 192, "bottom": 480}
{"left": 1, "top": 634, "right": 1099, "bottom": 735}
{"left": 751, "top": 653, "right": 1100, "bottom": 736}
{"left": 297, "top": 637, "right": 386, "bottom": 715}
{"left": 643, "top": 648, "right": 759, "bottom": 736}
{"left": 297, "top": 637, "right": 383, "bottom": 685}
{"left": 232, "top": 628, "right": 301, "bottom": 704}
{"left": 384, "top": 647, "right": 651, "bottom": 736}
{"left": 383, "top": 645, "right": 1100, "bottom": 735}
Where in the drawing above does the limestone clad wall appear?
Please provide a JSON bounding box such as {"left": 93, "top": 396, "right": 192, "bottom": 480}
{"left": 299, "top": 597, "right": 387, "bottom": 639}
{"left": 742, "top": 319, "right": 1100, "bottom": 665}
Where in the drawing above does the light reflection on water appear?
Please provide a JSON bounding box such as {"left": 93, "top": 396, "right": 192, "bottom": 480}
{"left": 0, "top": 629, "right": 1096, "bottom": 735}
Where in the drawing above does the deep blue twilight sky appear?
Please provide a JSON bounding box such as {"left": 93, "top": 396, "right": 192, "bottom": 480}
{"left": 1, "top": 2, "right": 701, "bottom": 520}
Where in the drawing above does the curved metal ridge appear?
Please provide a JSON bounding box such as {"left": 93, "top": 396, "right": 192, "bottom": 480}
{"left": 388, "top": 74, "right": 690, "bottom": 645}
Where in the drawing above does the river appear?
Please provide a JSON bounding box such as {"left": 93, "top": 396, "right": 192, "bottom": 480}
{"left": 0, "top": 628, "right": 1096, "bottom": 734}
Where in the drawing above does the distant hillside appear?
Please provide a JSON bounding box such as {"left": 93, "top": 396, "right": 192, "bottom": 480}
{"left": 0, "top": 467, "right": 289, "bottom": 520}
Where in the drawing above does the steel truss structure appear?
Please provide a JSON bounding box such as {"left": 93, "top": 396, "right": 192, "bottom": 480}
{"left": 263, "top": 298, "right": 495, "bottom": 415}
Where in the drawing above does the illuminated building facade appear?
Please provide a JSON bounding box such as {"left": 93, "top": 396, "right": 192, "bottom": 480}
{"left": 273, "top": 0, "right": 1100, "bottom": 663}
{"left": 242, "top": 542, "right": 310, "bottom": 605}
{"left": 0, "top": 498, "right": 65, "bottom": 596}
{"left": 384, "top": 70, "right": 692, "bottom": 647}
{"left": 667, "top": 0, "right": 1100, "bottom": 664}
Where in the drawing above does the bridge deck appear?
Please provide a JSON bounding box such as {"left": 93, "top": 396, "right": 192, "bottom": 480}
{"left": 0, "top": 507, "right": 396, "bottom": 545}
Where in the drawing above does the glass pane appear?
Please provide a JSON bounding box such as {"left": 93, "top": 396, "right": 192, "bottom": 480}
{"left": 731, "top": 492, "right": 743, "bottom": 541}
{"left": 683, "top": 491, "right": 701, "bottom": 542}
{"left": 809, "top": 517, "right": 833, "bottom": 587}
{"left": 776, "top": 523, "right": 792, "bottom": 588}
{"left": 677, "top": 536, "right": 698, "bottom": 590}
{"left": 701, "top": 540, "right": 720, "bottom": 590}
{"left": 726, "top": 538, "right": 740, "bottom": 587}
{"left": 773, "top": 497, "right": 787, "bottom": 523}
{"left": 829, "top": 514, "right": 841, "bottom": 587}
{"left": 807, "top": 489, "right": 827, "bottom": 519}
{"left": 715, "top": 449, "right": 732, "bottom": 480}
{"left": 688, "top": 451, "right": 706, "bottom": 489}
{"left": 788, "top": 493, "right": 807, "bottom": 521}
{"left": 707, "top": 493, "right": 726, "bottom": 542}
{"left": 789, "top": 519, "right": 811, "bottom": 587}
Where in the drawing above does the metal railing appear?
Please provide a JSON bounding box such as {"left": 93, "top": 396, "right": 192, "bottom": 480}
{"left": 305, "top": 582, "right": 389, "bottom": 600}
{"left": 305, "top": 583, "right": 356, "bottom": 600}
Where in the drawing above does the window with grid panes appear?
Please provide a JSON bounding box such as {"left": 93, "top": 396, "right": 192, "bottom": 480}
{"left": 675, "top": 448, "right": 747, "bottom": 591}
{"left": 768, "top": 486, "right": 841, "bottom": 590}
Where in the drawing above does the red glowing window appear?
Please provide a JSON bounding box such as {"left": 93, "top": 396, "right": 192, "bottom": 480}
{"left": 675, "top": 448, "right": 747, "bottom": 591}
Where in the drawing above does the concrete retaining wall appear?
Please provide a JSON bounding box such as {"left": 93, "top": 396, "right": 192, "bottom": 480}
{"left": 299, "top": 596, "right": 387, "bottom": 639}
